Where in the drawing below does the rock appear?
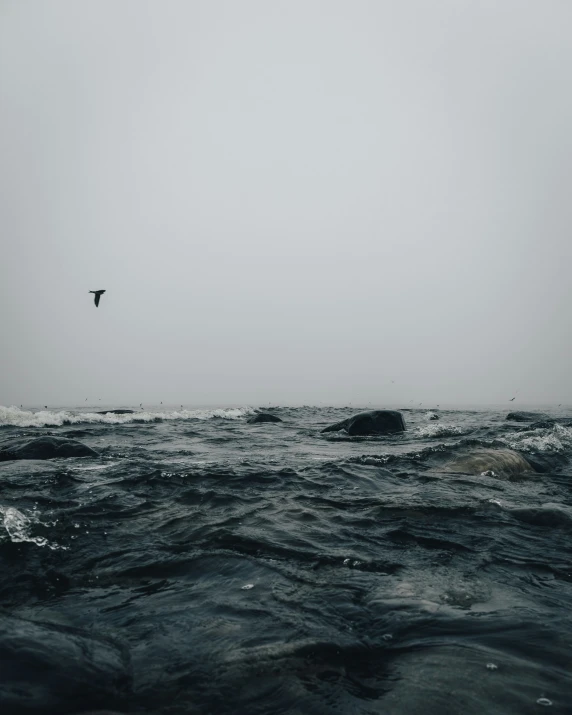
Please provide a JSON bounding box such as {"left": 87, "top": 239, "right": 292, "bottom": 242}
{"left": 506, "top": 411, "right": 548, "bottom": 422}
{"left": 528, "top": 420, "right": 556, "bottom": 430}
{"left": 247, "top": 413, "right": 283, "bottom": 424}
{"left": 96, "top": 410, "right": 134, "bottom": 415}
{"left": 322, "top": 410, "right": 405, "bottom": 436}
{"left": 510, "top": 503, "right": 572, "bottom": 528}
{"left": 0, "top": 613, "right": 131, "bottom": 714}
{"left": 442, "top": 448, "right": 534, "bottom": 478}
{"left": 427, "top": 412, "right": 440, "bottom": 421}
{"left": 0, "top": 437, "right": 98, "bottom": 461}
{"left": 517, "top": 450, "right": 567, "bottom": 474}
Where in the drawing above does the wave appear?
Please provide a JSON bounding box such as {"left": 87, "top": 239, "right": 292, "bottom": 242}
{"left": 416, "top": 424, "right": 470, "bottom": 438}
{"left": 0, "top": 405, "right": 256, "bottom": 428}
{"left": 501, "top": 423, "right": 572, "bottom": 454}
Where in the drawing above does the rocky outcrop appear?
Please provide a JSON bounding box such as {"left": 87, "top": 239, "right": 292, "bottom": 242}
{"left": 248, "top": 413, "right": 283, "bottom": 424}
{"left": 96, "top": 410, "right": 135, "bottom": 415}
{"left": 322, "top": 410, "right": 405, "bottom": 436}
{"left": 506, "top": 411, "right": 548, "bottom": 422}
{"left": 0, "top": 437, "right": 97, "bottom": 461}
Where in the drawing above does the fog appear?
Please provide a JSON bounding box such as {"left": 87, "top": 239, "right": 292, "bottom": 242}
{"left": 1, "top": 0, "right": 571, "bottom": 407}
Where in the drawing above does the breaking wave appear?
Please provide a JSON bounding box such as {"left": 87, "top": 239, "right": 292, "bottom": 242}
{"left": 416, "top": 423, "right": 469, "bottom": 438}
{"left": 501, "top": 423, "right": 572, "bottom": 454}
{"left": 0, "top": 405, "right": 256, "bottom": 428}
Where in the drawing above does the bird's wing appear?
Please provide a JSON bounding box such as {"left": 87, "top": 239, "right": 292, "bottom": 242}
{"left": 94, "top": 293, "right": 101, "bottom": 307}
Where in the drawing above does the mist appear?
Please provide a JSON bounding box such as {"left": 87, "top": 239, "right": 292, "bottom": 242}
{"left": 1, "top": 0, "right": 571, "bottom": 407}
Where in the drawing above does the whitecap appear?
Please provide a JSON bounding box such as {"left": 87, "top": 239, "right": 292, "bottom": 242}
{"left": 416, "top": 424, "right": 468, "bottom": 438}
{"left": 503, "top": 423, "right": 572, "bottom": 454}
{"left": 0, "top": 405, "right": 256, "bottom": 428}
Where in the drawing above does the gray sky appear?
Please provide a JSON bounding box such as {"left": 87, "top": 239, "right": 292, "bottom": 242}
{"left": 1, "top": 0, "right": 571, "bottom": 407}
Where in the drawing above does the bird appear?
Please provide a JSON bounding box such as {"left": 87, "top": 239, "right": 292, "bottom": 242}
{"left": 89, "top": 290, "right": 106, "bottom": 307}
{"left": 509, "top": 397, "right": 515, "bottom": 402}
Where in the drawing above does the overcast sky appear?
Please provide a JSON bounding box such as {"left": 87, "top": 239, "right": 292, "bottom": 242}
{"left": 1, "top": 0, "right": 571, "bottom": 407}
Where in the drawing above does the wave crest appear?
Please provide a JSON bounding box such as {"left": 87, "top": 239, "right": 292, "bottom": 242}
{"left": 416, "top": 424, "right": 469, "bottom": 438}
{"left": 0, "top": 405, "right": 256, "bottom": 428}
{"left": 503, "top": 423, "right": 572, "bottom": 454}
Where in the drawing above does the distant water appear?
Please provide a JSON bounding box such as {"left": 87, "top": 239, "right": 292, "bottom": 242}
{"left": 1, "top": 404, "right": 572, "bottom": 714}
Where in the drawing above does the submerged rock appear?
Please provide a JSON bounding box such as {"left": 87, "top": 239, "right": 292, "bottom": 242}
{"left": 510, "top": 503, "right": 572, "bottom": 528}
{"left": 248, "top": 413, "right": 283, "bottom": 424}
{"left": 528, "top": 419, "right": 556, "bottom": 429}
{"left": 442, "top": 448, "right": 534, "bottom": 478}
{"left": 0, "top": 613, "right": 131, "bottom": 714}
{"left": 96, "top": 409, "right": 135, "bottom": 415}
{"left": 506, "top": 411, "right": 548, "bottom": 422}
{"left": 0, "top": 436, "right": 97, "bottom": 461}
{"left": 322, "top": 410, "right": 405, "bottom": 436}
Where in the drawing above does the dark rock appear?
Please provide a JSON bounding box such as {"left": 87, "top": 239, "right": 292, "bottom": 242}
{"left": 0, "top": 613, "right": 131, "bottom": 714}
{"left": 428, "top": 413, "right": 440, "bottom": 421}
{"left": 96, "top": 410, "right": 135, "bottom": 415}
{"left": 510, "top": 503, "right": 572, "bottom": 528}
{"left": 528, "top": 420, "right": 556, "bottom": 430}
{"left": 518, "top": 450, "right": 568, "bottom": 474}
{"left": 506, "top": 411, "right": 548, "bottom": 422}
{"left": 322, "top": 410, "right": 405, "bottom": 436}
{"left": 247, "top": 413, "right": 283, "bottom": 424}
{"left": 0, "top": 437, "right": 98, "bottom": 461}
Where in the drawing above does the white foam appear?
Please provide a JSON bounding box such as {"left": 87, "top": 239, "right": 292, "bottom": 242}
{"left": 416, "top": 424, "right": 468, "bottom": 438}
{"left": 503, "top": 423, "right": 572, "bottom": 454}
{"left": 0, "top": 505, "right": 62, "bottom": 549}
{"left": 0, "top": 405, "right": 256, "bottom": 428}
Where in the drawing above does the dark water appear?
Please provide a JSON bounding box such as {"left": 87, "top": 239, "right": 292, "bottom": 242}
{"left": 1, "top": 404, "right": 572, "bottom": 714}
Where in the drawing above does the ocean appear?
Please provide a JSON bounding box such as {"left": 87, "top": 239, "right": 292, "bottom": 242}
{"left": 0, "top": 404, "right": 571, "bottom": 714}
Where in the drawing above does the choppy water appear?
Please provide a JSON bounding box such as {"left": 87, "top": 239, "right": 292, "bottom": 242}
{"left": 1, "top": 404, "right": 572, "bottom": 714}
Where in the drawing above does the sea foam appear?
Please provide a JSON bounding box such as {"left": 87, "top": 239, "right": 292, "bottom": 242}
{"left": 503, "top": 423, "right": 572, "bottom": 454}
{"left": 0, "top": 405, "right": 256, "bottom": 428}
{"left": 0, "top": 505, "right": 62, "bottom": 549}
{"left": 416, "top": 423, "right": 469, "bottom": 438}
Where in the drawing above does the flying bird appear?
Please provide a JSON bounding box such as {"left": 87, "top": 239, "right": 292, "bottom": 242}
{"left": 89, "top": 290, "right": 106, "bottom": 307}
{"left": 509, "top": 397, "right": 515, "bottom": 402}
